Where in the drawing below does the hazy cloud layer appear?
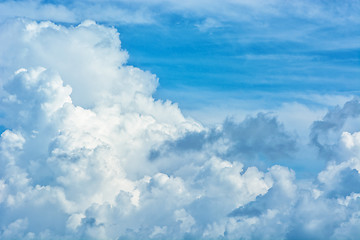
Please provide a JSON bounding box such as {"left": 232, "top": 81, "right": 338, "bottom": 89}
{"left": 1, "top": 0, "right": 359, "bottom": 26}
{"left": 0, "top": 20, "right": 360, "bottom": 240}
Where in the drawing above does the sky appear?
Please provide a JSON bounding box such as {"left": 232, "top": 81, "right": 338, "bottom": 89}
{"left": 0, "top": 0, "right": 360, "bottom": 239}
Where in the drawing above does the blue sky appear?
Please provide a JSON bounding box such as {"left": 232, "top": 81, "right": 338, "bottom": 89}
{"left": 120, "top": 19, "right": 359, "bottom": 114}
{"left": 113, "top": 1, "right": 360, "bottom": 115}
{"left": 0, "top": 1, "right": 360, "bottom": 240}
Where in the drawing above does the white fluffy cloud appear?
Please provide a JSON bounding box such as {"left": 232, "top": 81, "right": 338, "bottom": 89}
{"left": 0, "top": 19, "right": 360, "bottom": 240}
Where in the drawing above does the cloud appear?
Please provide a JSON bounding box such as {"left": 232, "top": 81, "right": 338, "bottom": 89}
{"left": 0, "top": 19, "right": 200, "bottom": 239}
{"left": 1, "top": 0, "right": 359, "bottom": 27}
{"left": 0, "top": 0, "right": 154, "bottom": 24}
{"left": 310, "top": 98, "right": 360, "bottom": 158}
{"left": 0, "top": 0, "right": 76, "bottom": 23}
{"left": 195, "top": 18, "right": 222, "bottom": 32}
{"left": 150, "top": 113, "right": 297, "bottom": 175}
{"left": 1, "top": 19, "right": 360, "bottom": 240}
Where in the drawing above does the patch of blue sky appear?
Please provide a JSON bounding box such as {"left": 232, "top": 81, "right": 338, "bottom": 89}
{"left": 117, "top": 16, "right": 359, "bottom": 112}
{"left": 0, "top": 125, "right": 5, "bottom": 134}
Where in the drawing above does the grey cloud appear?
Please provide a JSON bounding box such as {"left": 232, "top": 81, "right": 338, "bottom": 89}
{"left": 151, "top": 113, "right": 297, "bottom": 170}
{"left": 222, "top": 113, "right": 297, "bottom": 160}
{"left": 326, "top": 168, "right": 360, "bottom": 198}
{"left": 310, "top": 98, "right": 360, "bottom": 158}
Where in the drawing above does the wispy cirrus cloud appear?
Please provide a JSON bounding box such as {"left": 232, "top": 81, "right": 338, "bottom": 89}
{"left": 1, "top": 0, "right": 360, "bottom": 26}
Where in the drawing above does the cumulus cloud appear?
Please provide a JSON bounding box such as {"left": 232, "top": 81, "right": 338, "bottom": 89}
{"left": 150, "top": 113, "right": 297, "bottom": 174}
{"left": 0, "top": 19, "right": 360, "bottom": 240}
{"left": 310, "top": 98, "right": 360, "bottom": 158}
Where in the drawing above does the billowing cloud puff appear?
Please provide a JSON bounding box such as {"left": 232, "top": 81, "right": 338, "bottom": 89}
{"left": 0, "top": 19, "right": 360, "bottom": 240}
{"left": 310, "top": 98, "right": 360, "bottom": 158}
